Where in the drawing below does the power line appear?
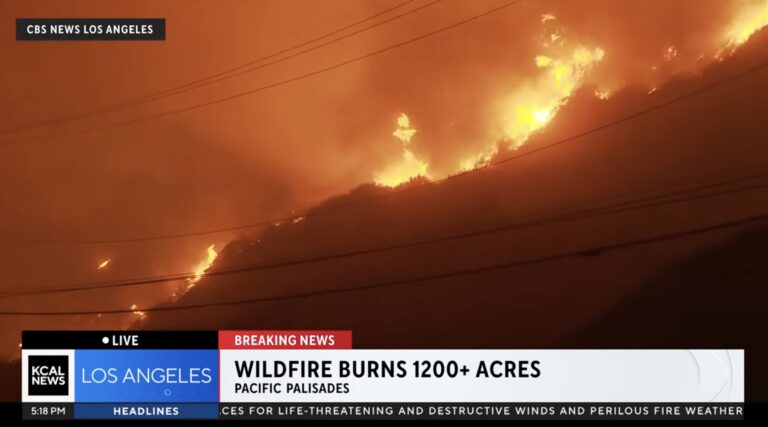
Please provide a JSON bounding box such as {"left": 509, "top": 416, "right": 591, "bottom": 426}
{"left": 113, "top": 0, "right": 429, "bottom": 105}
{"left": 0, "top": 0, "right": 525, "bottom": 148}
{"left": 1, "top": 213, "right": 763, "bottom": 316}
{"left": 0, "top": 0, "right": 425, "bottom": 136}
{"left": 3, "top": 173, "right": 765, "bottom": 299}
{"left": 2, "top": 53, "right": 766, "bottom": 244}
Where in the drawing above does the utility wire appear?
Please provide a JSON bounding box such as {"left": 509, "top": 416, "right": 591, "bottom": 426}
{"left": 0, "top": 213, "right": 763, "bottom": 315}
{"left": 2, "top": 173, "right": 765, "bottom": 299}
{"left": 1, "top": 52, "right": 766, "bottom": 244}
{"left": 0, "top": 0, "right": 525, "bottom": 148}
{"left": 0, "top": 0, "right": 425, "bottom": 136}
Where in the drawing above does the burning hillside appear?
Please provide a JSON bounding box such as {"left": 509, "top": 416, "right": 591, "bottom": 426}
{"left": 136, "top": 24, "right": 768, "bottom": 357}
{"left": 130, "top": 2, "right": 768, "bottom": 322}
{"left": 1, "top": 1, "right": 768, "bottom": 402}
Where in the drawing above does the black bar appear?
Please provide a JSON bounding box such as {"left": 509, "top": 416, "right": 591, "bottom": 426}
{"left": 16, "top": 19, "right": 165, "bottom": 41}
{"left": 22, "top": 403, "right": 73, "bottom": 420}
{"left": 218, "top": 403, "right": 745, "bottom": 420}
{"left": 2, "top": 403, "right": 764, "bottom": 421}
{"left": 22, "top": 331, "right": 217, "bottom": 349}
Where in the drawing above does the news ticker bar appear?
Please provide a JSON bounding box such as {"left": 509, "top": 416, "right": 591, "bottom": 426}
{"left": 21, "top": 331, "right": 744, "bottom": 420}
{"left": 23, "top": 403, "right": 743, "bottom": 420}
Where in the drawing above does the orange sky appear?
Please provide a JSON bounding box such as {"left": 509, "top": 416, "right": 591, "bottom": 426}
{"left": 0, "top": 0, "right": 767, "bottom": 357}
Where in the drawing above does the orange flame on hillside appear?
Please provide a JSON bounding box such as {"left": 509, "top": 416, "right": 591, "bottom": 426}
{"left": 167, "top": 244, "right": 219, "bottom": 303}
{"left": 497, "top": 45, "right": 605, "bottom": 150}
{"left": 721, "top": 0, "right": 768, "bottom": 54}
{"left": 374, "top": 113, "right": 429, "bottom": 187}
{"left": 129, "top": 303, "right": 146, "bottom": 319}
{"left": 459, "top": 16, "right": 605, "bottom": 171}
{"left": 380, "top": 4, "right": 768, "bottom": 179}
{"left": 189, "top": 244, "right": 218, "bottom": 288}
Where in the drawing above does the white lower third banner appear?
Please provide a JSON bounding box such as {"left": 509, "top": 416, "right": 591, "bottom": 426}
{"left": 219, "top": 349, "right": 744, "bottom": 403}
{"left": 20, "top": 332, "right": 745, "bottom": 419}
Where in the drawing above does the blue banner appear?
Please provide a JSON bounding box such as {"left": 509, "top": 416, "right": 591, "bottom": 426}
{"left": 74, "top": 403, "right": 218, "bottom": 419}
{"left": 74, "top": 350, "right": 218, "bottom": 403}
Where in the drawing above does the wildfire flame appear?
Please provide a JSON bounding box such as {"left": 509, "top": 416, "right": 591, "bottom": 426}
{"left": 122, "top": 246, "right": 216, "bottom": 326}
{"left": 189, "top": 244, "right": 218, "bottom": 287}
{"left": 129, "top": 303, "right": 145, "bottom": 318}
{"left": 664, "top": 45, "right": 679, "bottom": 61}
{"left": 453, "top": 42, "right": 600, "bottom": 176}
{"left": 459, "top": 145, "right": 499, "bottom": 172}
{"left": 390, "top": 3, "right": 768, "bottom": 177}
{"left": 72, "top": 1, "right": 768, "bottom": 337}
{"left": 169, "top": 244, "right": 219, "bottom": 302}
{"left": 502, "top": 46, "right": 604, "bottom": 149}
{"left": 722, "top": 0, "right": 768, "bottom": 51}
{"left": 374, "top": 113, "right": 429, "bottom": 187}
{"left": 541, "top": 14, "right": 556, "bottom": 24}
{"left": 455, "top": 17, "right": 607, "bottom": 172}
{"left": 594, "top": 88, "right": 613, "bottom": 100}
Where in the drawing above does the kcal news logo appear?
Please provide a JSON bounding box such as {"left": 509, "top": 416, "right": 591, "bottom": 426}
{"left": 28, "top": 355, "right": 69, "bottom": 396}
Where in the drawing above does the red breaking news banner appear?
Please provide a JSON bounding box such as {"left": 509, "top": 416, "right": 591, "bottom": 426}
{"left": 218, "top": 331, "right": 352, "bottom": 349}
